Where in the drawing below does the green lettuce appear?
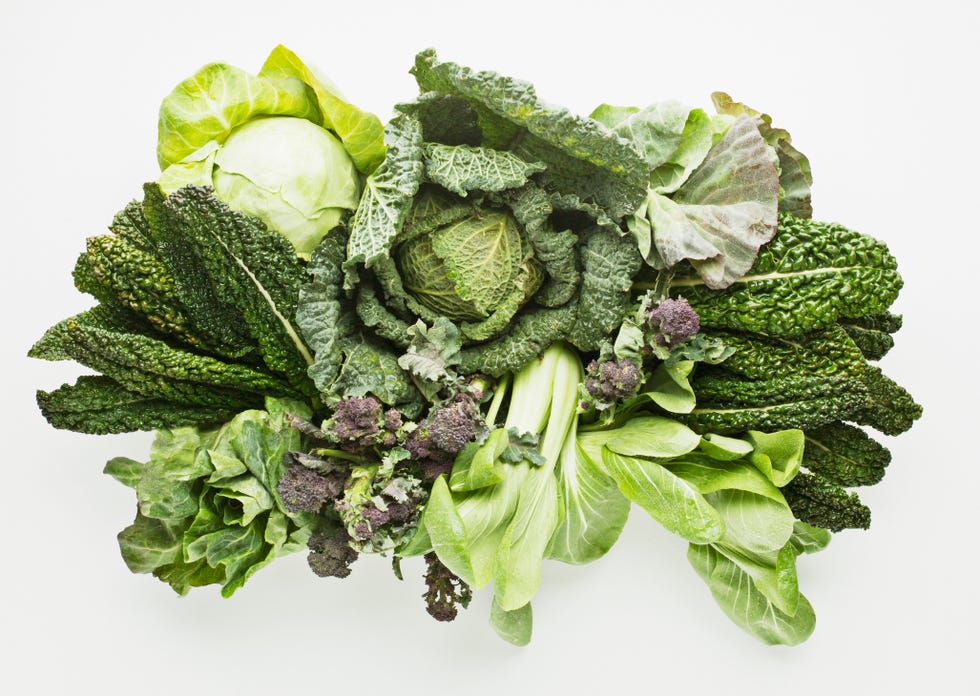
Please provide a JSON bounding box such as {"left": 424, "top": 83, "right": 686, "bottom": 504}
{"left": 104, "top": 397, "right": 319, "bottom": 597}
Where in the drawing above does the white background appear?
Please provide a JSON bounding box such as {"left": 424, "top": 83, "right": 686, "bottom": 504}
{"left": 2, "top": 1, "right": 976, "bottom": 693}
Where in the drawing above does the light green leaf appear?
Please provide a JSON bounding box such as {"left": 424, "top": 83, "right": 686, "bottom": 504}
{"left": 157, "top": 62, "right": 320, "bottom": 169}
{"left": 490, "top": 596, "right": 533, "bottom": 646}
{"left": 423, "top": 143, "right": 545, "bottom": 196}
{"left": 688, "top": 543, "right": 815, "bottom": 645}
{"left": 259, "top": 44, "right": 386, "bottom": 174}
{"left": 635, "top": 116, "right": 780, "bottom": 289}
{"left": 642, "top": 360, "right": 696, "bottom": 414}
{"left": 605, "top": 416, "right": 701, "bottom": 459}
{"left": 746, "top": 429, "right": 805, "bottom": 487}
{"left": 698, "top": 433, "right": 754, "bottom": 461}
{"left": 547, "top": 436, "right": 630, "bottom": 564}
{"left": 422, "top": 476, "right": 476, "bottom": 586}
{"left": 346, "top": 112, "right": 425, "bottom": 268}
{"left": 601, "top": 449, "right": 724, "bottom": 543}
{"left": 493, "top": 462, "right": 561, "bottom": 611}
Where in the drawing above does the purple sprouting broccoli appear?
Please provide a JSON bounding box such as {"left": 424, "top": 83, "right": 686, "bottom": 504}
{"left": 277, "top": 465, "right": 346, "bottom": 515}
{"left": 307, "top": 528, "right": 358, "bottom": 579}
{"left": 326, "top": 396, "right": 404, "bottom": 452}
{"left": 647, "top": 297, "right": 700, "bottom": 347}
{"left": 422, "top": 552, "right": 472, "bottom": 622}
{"left": 406, "top": 392, "right": 487, "bottom": 480}
{"left": 584, "top": 359, "right": 642, "bottom": 405}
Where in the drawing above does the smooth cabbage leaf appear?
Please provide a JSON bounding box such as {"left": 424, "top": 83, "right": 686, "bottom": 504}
{"left": 259, "top": 44, "right": 386, "bottom": 174}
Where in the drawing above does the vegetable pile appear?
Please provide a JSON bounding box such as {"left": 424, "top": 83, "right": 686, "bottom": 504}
{"left": 31, "top": 45, "right": 921, "bottom": 646}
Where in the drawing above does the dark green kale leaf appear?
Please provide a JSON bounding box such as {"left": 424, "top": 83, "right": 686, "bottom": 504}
{"left": 33, "top": 185, "right": 319, "bottom": 433}
{"left": 36, "top": 376, "right": 247, "bottom": 435}
{"left": 803, "top": 422, "right": 891, "bottom": 487}
{"left": 670, "top": 213, "right": 903, "bottom": 337}
{"left": 782, "top": 472, "right": 872, "bottom": 532}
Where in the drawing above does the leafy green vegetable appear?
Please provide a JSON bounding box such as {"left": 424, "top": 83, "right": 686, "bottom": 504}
{"left": 668, "top": 213, "right": 904, "bottom": 336}
{"left": 105, "top": 398, "right": 319, "bottom": 597}
{"left": 157, "top": 45, "right": 381, "bottom": 257}
{"left": 712, "top": 92, "right": 813, "bottom": 218}
{"left": 411, "top": 49, "right": 647, "bottom": 220}
{"left": 32, "top": 185, "right": 317, "bottom": 433}
{"left": 617, "top": 113, "right": 780, "bottom": 289}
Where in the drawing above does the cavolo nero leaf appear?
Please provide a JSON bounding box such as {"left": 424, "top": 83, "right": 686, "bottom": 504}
{"left": 36, "top": 376, "right": 246, "bottom": 434}
{"left": 144, "top": 185, "right": 315, "bottom": 397}
{"left": 672, "top": 213, "right": 903, "bottom": 336}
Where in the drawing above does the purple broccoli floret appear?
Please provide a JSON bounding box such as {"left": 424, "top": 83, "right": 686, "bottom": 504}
{"left": 327, "top": 396, "right": 404, "bottom": 452}
{"left": 307, "top": 528, "right": 359, "bottom": 579}
{"left": 647, "top": 297, "right": 700, "bottom": 347}
{"left": 584, "top": 359, "right": 642, "bottom": 403}
{"left": 277, "top": 466, "right": 345, "bottom": 515}
{"left": 406, "top": 393, "right": 486, "bottom": 480}
{"left": 423, "top": 552, "right": 472, "bottom": 622}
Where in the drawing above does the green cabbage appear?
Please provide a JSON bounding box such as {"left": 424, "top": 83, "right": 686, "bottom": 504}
{"left": 156, "top": 45, "right": 383, "bottom": 258}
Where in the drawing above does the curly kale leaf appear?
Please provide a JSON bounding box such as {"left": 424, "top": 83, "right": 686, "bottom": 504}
{"left": 411, "top": 49, "right": 648, "bottom": 220}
